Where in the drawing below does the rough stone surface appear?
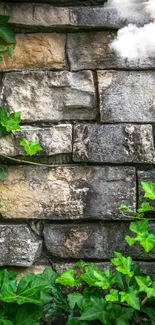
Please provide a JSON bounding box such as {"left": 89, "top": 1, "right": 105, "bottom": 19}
{"left": 67, "top": 32, "right": 155, "bottom": 71}
{"left": 2, "top": 0, "right": 108, "bottom": 3}
{"left": 0, "top": 33, "right": 65, "bottom": 71}
{"left": 0, "top": 4, "right": 148, "bottom": 30}
{"left": 98, "top": 71, "right": 155, "bottom": 123}
{"left": 0, "top": 125, "right": 72, "bottom": 156}
{"left": 2, "top": 71, "right": 96, "bottom": 122}
{"left": 73, "top": 124, "right": 155, "bottom": 164}
{"left": 43, "top": 222, "right": 155, "bottom": 260}
{"left": 0, "top": 166, "right": 136, "bottom": 220}
{"left": 0, "top": 224, "right": 42, "bottom": 266}
{"left": 138, "top": 169, "right": 155, "bottom": 210}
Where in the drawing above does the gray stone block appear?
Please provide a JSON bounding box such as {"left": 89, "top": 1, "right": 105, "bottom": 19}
{"left": 43, "top": 222, "right": 155, "bottom": 260}
{"left": 98, "top": 71, "right": 155, "bottom": 123}
{"left": 0, "top": 125, "right": 72, "bottom": 157}
{"left": 2, "top": 71, "right": 96, "bottom": 122}
{"left": 0, "top": 224, "right": 42, "bottom": 266}
{"left": 0, "top": 4, "right": 148, "bottom": 30}
{"left": 73, "top": 124, "right": 154, "bottom": 163}
{"left": 67, "top": 32, "right": 155, "bottom": 71}
{"left": 0, "top": 166, "right": 136, "bottom": 220}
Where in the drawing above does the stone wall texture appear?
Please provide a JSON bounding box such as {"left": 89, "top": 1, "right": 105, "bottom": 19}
{"left": 0, "top": 0, "right": 155, "bottom": 295}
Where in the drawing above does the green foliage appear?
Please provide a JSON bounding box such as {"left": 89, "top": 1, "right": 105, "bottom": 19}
{"left": 0, "top": 15, "right": 15, "bottom": 61}
{"left": 0, "top": 108, "right": 21, "bottom": 136}
{"left": 20, "top": 138, "right": 43, "bottom": 156}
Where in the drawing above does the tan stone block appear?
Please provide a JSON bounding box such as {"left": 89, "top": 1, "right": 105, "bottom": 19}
{"left": 0, "top": 33, "right": 66, "bottom": 71}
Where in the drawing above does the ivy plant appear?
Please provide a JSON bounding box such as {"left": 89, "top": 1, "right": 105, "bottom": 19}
{"left": 0, "top": 15, "right": 16, "bottom": 61}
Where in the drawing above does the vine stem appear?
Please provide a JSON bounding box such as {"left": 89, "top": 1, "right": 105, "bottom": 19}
{"left": 0, "top": 155, "right": 78, "bottom": 168}
{"left": 141, "top": 297, "right": 149, "bottom": 306}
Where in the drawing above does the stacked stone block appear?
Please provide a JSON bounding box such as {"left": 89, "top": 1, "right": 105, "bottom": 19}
{"left": 0, "top": 0, "right": 154, "bottom": 276}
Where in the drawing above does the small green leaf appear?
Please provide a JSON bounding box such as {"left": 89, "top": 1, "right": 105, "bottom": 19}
{"left": 75, "top": 260, "right": 88, "bottom": 269}
{"left": 68, "top": 293, "right": 83, "bottom": 309}
{"left": 111, "top": 252, "right": 134, "bottom": 278}
{"left": 0, "top": 108, "right": 21, "bottom": 133}
{"left": 105, "top": 289, "right": 119, "bottom": 302}
{"left": 120, "top": 287, "right": 140, "bottom": 310}
{"left": 138, "top": 202, "right": 152, "bottom": 213}
{"left": 125, "top": 236, "right": 137, "bottom": 246}
{"left": 120, "top": 204, "right": 130, "bottom": 216}
{"left": 130, "top": 220, "right": 148, "bottom": 235}
{"left": 135, "top": 276, "right": 152, "bottom": 292}
{"left": 80, "top": 264, "right": 114, "bottom": 289}
{"left": 142, "top": 307, "right": 155, "bottom": 324}
{"left": 0, "top": 168, "right": 6, "bottom": 180}
{"left": 56, "top": 269, "right": 80, "bottom": 287}
{"left": 20, "top": 138, "right": 43, "bottom": 156}
{"left": 141, "top": 182, "right": 155, "bottom": 201}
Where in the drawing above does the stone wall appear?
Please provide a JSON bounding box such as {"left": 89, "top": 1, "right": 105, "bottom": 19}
{"left": 0, "top": 0, "right": 155, "bottom": 278}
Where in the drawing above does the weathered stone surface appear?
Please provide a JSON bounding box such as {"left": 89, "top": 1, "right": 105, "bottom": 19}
{"left": 43, "top": 222, "right": 155, "bottom": 260}
{"left": 67, "top": 32, "right": 155, "bottom": 71}
{"left": 73, "top": 124, "right": 154, "bottom": 163}
{"left": 98, "top": 71, "right": 155, "bottom": 123}
{"left": 0, "top": 3, "right": 148, "bottom": 30}
{"left": 0, "top": 33, "right": 65, "bottom": 71}
{"left": 2, "top": 71, "right": 96, "bottom": 122}
{"left": 0, "top": 224, "right": 42, "bottom": 266}
{"left": 0, "top": 0, "right": 108, "bottom": 4}
{"left": 0, "top": 125, "right": 72, "bottom": 156}
{"left": 0, "top": 166, "right": 136, "bottom": 219}
{"left": 138, "top": 170, "right": 155, "bottom": 210}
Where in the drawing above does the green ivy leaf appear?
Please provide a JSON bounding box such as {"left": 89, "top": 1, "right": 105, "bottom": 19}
{"left": 0, "top": 168, "right": 6, "bottom": 180}
{"left": 142, "top": 307, "right": 155, "bottom": 324}
{"left": 75, "top": 260, "right": 88, "bottom": 269}
{"left": 20, "top": 139, "right": 43, "bottom": 156}
{"left": 68, "top": 293, "right": 83, "bottom": 309}
{"left": 129, "top": 220, "right": 148, "bottom": 234}
{"left": 15, "top": 304, "right": 43, "bottom": 325}
{"left": 120, "top": 204, "right": 130, "bottom": 216}
{"left": 79, "top": 298, "right": 108, "bottom": 323}
{"left": 56, "top": 269, "right": 80, "bottom": 287}
{"left": 135, "top": 276, "right": 153, "bottom": 297}
{"left": 109, "top": 305, "right": 134, "bottom": 325}
{"left": 1, "top": 321, "right": 14, "bottom": 325}
{"left": 80, "top": 264, "right": 115, "bottom": 289}
{"left": 111, "top": 252, "right": 134, "bottom": 278}
{"left": 16, "top": 269, "right": 56, "bottom": 304}
{"left": 119, "top": 287, "right": 140, "bottom": 310}
{"left": 141, "top": 182, "right": 155, "bottom": 201}
{"left": 137, "top": 202, "right": 152, "bottom": 213}
{"left": 105, "top": 289, "right": 119, "bottom": 302}
{"left": 0, "top": 108, "right": 21, "bottom": 133}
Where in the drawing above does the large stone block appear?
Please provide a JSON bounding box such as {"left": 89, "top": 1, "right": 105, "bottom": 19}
{"left": 73, "top": 124, "right": 154, "bottom": 163}
{"left": 67, "top": 32, "right": 155, "bottom": 71}
{"left": 0, "top": 166, "right": 136, "bottom": 220}
{"left": 0, "top": 33, "right": 65, "bottom": 71}
{"left": 2, "top": 71, "right": 96, "bottom": 122}
{"left": 98, "top": 71, "right": 155, "bottom": 123}
{"left": 0, "top": 3, "right": 148, "bottom": 30}
{"left": 0, "top": 125, "right": 72, "bottom": 156}
{"left": 43, "top": 222, "right": 155, "bottom": 260}
{"left": 0, "top": 224, "right": 42, "bottom": 266}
